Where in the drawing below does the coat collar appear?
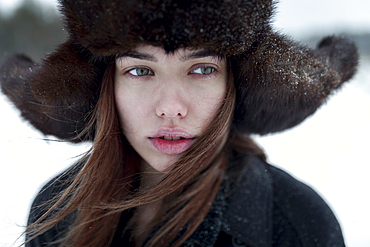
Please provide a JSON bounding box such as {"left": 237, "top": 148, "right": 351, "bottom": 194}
{"left": 183, "top": 155, "right": 273, "bottom": 247}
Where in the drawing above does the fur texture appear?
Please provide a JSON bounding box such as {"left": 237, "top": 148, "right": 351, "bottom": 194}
{"left": 60, "top": 0, "right": 273, "bottom": 56}
{"left": 0, "top": 0, "right": 359, "bottom": 142}
{"left": 0, "top": 41, "right": 101, "bottom": 141}
{"left": 232, "top": 33, "right": 358, "bottom": 134}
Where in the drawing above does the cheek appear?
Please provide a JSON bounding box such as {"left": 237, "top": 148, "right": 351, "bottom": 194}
{"left": 192, "top": 83, "right": 227, "bottom": 125}
{"left": 194, "top": 96, "right": 222, "bottom": 130}
{"left": 114, "top": 84, "right": 146, "bottom": 136}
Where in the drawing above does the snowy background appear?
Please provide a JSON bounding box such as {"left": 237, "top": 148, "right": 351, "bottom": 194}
{"left": 0, "top": 0, "right": 369, "bottom": 246}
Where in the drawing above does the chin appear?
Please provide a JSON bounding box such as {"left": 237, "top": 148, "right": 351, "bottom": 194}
{"left": 145, "top": 154, "right": 181, "bottom": 173}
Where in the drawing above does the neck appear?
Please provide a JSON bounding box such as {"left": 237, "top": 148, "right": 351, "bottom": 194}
{"left": 132, "top": 159, "right": 165, "bottom": 245}
{"left": 140, "top": 159, "right": 166, "bottom": 189}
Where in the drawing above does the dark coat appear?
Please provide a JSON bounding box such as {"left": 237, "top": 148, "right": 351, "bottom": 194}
{"left": 26, "top": 154, "right": 344, "bottom": 247}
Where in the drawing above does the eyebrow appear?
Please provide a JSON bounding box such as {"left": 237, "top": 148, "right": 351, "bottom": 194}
{"left": 117, "top": 51, "right": 158, "bottom": 62}
{"left": 117, "top": 49, "right": 221, "bottom": 63}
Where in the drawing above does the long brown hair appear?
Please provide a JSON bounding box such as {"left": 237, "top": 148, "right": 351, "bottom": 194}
{"left": 26, "top": 57, "right": 262, "bottom": 246}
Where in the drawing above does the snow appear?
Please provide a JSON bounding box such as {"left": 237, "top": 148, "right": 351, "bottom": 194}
{"left": 0, "top": 93, "right": 91, "bottom": 246}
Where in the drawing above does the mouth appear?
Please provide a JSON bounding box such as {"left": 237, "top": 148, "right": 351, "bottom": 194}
{"left": 150, "top": 137, "right": 194, "bottom": 155}
{"left": 159, "top": 136, "right": 185, "bottom": 141}
{"left": 149, "top": 129, "right": 195, "bottom": 155}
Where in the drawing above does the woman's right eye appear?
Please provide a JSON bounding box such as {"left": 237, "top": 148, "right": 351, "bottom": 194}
{"left": 127, "top": 68, "right": 153, "bottom": 76}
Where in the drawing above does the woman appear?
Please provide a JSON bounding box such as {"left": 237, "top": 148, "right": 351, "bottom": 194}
{"left": 0, "top": 0, "right": 358, "bottom": 246}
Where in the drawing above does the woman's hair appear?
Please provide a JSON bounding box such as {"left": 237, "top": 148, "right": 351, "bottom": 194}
{"left": 26, "top": 57, "right": 264, "bottom": 246}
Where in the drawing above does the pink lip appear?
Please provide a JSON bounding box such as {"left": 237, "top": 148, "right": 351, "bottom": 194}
{"left": 149, "top": 128, "right": 195, "bottom": 155}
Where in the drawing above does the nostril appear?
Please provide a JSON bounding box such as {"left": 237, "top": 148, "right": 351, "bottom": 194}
{"left": 155, "top": 99, "right": 188, "bottom": 118}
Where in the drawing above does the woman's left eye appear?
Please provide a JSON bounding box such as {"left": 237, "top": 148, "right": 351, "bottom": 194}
{"left": 191, "top": 67, "right": 215, "bottom": 75}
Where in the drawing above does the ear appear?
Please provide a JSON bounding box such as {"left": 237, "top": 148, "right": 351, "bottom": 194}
{"left": 0, "top": 39, "right": 104, "bottom": 142}
{"left": 233, "top": 32, "right": 358, "bottom": 135}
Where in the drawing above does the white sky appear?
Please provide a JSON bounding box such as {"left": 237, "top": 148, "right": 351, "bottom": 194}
{"left": 0, "top": 0, "right": 55, "bottom": 12}
{"left": 273, "top": 0, "right": 370, "bottom": 37}
{"left": 1, "top": 0, "right": 370, "bottom": 37}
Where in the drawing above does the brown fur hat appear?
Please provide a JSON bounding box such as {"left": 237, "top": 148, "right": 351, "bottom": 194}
{"left": 0, "top": 0, "right": 358, "bottom": 142}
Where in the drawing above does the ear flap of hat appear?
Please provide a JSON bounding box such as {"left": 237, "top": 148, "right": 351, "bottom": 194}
{"left": 233, "top": 32, "right": 358, "bottom": 135}
{"left": 0, "top": 39, "right": 102, "bottom": 142}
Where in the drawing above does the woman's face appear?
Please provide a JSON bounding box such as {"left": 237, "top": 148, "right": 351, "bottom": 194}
{"left": 114, "top": 45, "right": 227, "bottom": 172}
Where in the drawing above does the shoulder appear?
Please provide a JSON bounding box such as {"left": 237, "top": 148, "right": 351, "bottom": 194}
{"left": 26, "top": 163, "right": 81, "bottom": 247}
{"left": 267, "top": 164, "right": 345, "bottom": 246}
{"left": 223, "top": 155, "right": 344, "bottom": 246}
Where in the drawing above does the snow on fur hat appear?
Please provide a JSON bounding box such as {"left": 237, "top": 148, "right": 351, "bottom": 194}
{"left": 0, "top": 0, "right": 358, "bottom": 142}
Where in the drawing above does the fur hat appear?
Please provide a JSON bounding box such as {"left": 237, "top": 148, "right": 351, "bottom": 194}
{"left": 0, "top": 0, "right": 358, "bottom": 142}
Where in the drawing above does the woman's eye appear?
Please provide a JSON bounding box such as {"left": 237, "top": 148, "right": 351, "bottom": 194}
{"left": 192, "top": 67, "right": 215, "bottom": 75}
{"left": 128, "top": 68, "right": 153, "bottom": 76}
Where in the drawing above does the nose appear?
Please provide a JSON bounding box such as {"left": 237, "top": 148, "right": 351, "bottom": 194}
{"left": 155, "top": 86, "right": 188, "bottom": 118}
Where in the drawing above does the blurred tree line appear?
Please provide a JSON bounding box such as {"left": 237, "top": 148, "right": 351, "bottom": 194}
{"left": 0, "top": 0, "right": 66, "bottom": 63}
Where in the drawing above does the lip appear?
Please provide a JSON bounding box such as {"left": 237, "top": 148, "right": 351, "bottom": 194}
{"left": 149, "top": 128, "right": 195, "bottom": 155}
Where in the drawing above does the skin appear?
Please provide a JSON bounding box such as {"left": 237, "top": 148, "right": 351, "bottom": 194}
{"left": 114, "top": 45, "right": 228, "bottom": 233}
{"left": 114, "top": 45, "right": 227, "bottom": 173}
